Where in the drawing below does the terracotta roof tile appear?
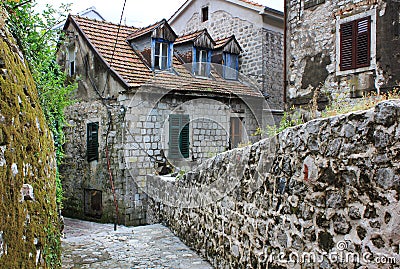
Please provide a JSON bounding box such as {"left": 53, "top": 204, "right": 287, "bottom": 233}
{"left": 238, "top": 0, "right": 263, "bottom": 8}
{"left": 175, "top": 30, "right": 205, "bottom": 44}
{"left": 214, "top": 36, "right": 233, "bottom": 49}
{"left": 71, "top": 16, "right": 152, "bottom": 86}
{"left": 126, "top": 20, "right": 165, "bottom": 40}
{"left": 69, "top": 16, "right": 262, "bottom": 97}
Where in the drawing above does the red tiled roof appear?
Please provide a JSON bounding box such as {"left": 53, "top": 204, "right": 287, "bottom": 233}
{"left": 126, "top": 20, "right": 165, "bottom": 41}
{"left": 69, "top": 16, "right": 262, "bottom": 97}
{"left": 71, "top": 16, "right": 152, "bottom": 86}
{"left": 214, "top": 36, "right": 233, "bottom": 49}
{"left": 238, "top": 0, "right": 263, "bottom": 8}
{"left": 175, "top": 30, "right": 205, "bottom": 45}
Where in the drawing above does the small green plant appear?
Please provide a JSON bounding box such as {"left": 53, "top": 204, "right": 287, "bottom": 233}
{"left": 322, "top": 88, "right": 400, "bottom": 118}
{"left": 237, "top": 141, "right": 252, "bottom": 148}
{"left": 176, "top": 169, "right": 186, "bottom": 180}
{"left": 266, "top": 106, "right": 304, "bottom": 136}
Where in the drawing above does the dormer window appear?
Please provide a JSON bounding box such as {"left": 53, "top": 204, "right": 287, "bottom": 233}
{"left": 223, "top": 53, "right": 239, "bottom": 80}
{"left": 194, "top": 48, "right": 211, "bottom": 77}
{"left": 153, "top": 39, "right": 172, "bottom": 70}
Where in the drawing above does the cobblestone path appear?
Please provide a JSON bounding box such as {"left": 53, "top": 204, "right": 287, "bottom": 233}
{"left": 62, "top": 218, "right": 213, "bottom": 269}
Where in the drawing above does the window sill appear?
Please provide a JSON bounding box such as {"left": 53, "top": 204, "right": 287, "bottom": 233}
{"left": 194, "top": 75, "right": 211, "bottom": 79}
{"left": 335, "top": 65, "right": 375, "bottom": 77}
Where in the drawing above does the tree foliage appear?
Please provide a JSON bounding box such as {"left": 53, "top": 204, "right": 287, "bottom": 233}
{"left": 3, "top": 0, "right": 76, "bottom": 207}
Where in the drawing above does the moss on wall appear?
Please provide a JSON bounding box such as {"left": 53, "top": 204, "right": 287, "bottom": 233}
{"left": 0, "top": 26, "right": 61, "bottom": 267}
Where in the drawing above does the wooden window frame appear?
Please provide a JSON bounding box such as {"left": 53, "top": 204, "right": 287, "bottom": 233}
{"left": 193, "top": 48, "right": 211, "bottom": 77}
{"left": 336, "top": 9, "right": 376, "bottom": 76}
{"left": 152, "top": 39, "right": 172, "bottom": 70}
{"left": 230, "top": 117, "right": 243, "bottom": 149}
{"left": 339, "top": 16, "right": 371, "bottom": 71}
{"left": 223, "top": 52, "right": 239, "bottom": 80}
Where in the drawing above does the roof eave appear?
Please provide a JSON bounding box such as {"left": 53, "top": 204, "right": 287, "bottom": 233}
{"left": 69, "top": 16, "right": 131, "bottom": 90}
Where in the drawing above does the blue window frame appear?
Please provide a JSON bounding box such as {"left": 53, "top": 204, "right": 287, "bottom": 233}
{"left": 152, "top": 38, "right": 173, "bottom": 70}
{"left": 193, "top": 48, "right": 212, "bottom": 77}
{"left": 223, "top": 53, "right": 239, "bottom": 80}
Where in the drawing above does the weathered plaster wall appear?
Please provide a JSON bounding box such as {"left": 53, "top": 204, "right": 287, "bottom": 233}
{"left": 57, "top": 22, "right": 124, "bottom": 101}
{"left": 148, "top": 100, "right": 400, "bottom": 268}
{"left": 0, "top": 25, "right": 60, "bottom": 267}
{"left": 286, "top": 0, "right": 400, "bottom": 107}
{"left": 60, "top": 100, "right": 131, "bottom": 224}
{"left": 171, "top": 4, "right": 284, "bottom": 110}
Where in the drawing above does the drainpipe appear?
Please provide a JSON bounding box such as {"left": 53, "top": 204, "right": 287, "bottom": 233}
{"left": 283, "top": 0, "right": 288, "bottom": 107}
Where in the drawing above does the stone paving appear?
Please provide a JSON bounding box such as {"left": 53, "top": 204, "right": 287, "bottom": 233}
{"left": 62, "top": 218, "right": 213, "bottom": 269}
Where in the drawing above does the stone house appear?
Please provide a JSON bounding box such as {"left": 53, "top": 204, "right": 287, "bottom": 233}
{"left": 58, "top": 14, "right": 267, "bottom": 225}
{"left": 285, "top": 0, "right": 400, "bottom": 108}
{"left": 169, "top": 0, "right": 285, "bottom": 112}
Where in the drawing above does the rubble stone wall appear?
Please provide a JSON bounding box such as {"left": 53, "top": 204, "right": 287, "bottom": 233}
{"left": 148, "top": 100, "right": 400, "bottom": 268}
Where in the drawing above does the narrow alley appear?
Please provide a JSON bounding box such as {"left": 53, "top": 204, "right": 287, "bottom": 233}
{"left": 62, "top": 218, "right": 213, "bottom": 269}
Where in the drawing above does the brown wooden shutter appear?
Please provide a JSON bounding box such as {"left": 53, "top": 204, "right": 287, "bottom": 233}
{"left": 340, "top": 21, "right": 354, "bottom": 71}
{"left": 340, "top": 16, "right": 371, "bottom": 71}
{"left": 355, "top": 17, "right": 370, "bottom": 68}
{"left": 230, "top": 117, "right": 243, "bottom": 148}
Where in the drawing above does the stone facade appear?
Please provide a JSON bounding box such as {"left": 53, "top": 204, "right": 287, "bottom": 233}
{"left": 148, "top": 100, "right": 400, "bottom": 268}
{"left": 169, "top": 0, "right": 284, "bottom": 110}
{"left": 286, "top": 0, "right": 400, "bottom": 108}
{"left": 58, "top": 15, "right": 263, "bottom": 226}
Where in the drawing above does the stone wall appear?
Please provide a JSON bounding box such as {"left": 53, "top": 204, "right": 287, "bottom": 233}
{"left": 61, "top": 88, "right": 260, "bottom": 226}
{"left": 147, "top": 100, "right": 400, "bottom": 268}
{"left": 286, "top": 0, "right": 400, "bottom": 108}
{"left": 0, "top": 23, "right": 60, "bottom": 267}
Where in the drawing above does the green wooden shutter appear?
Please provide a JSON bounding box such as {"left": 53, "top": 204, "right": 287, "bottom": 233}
{"left": 179, "top": 115, "right": 190, "bottom": 158}
{"left": 169, "top": 114, "right": 190, "bottom": 159}
{"left": 87, "top": 122, "right": 99, "bottom": 162}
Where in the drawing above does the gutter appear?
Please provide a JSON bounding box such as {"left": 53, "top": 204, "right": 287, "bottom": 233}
{"left": 283, "top": 0, "right": 287, "bottom": 105}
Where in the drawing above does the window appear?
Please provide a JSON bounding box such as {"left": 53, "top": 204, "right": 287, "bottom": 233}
{"left": 68, "top": 46, "right": 76, "bottom": 76}
{"left": 84, "top": 189, "right": 102, "bottom": 218}
{"left": 336, "top": 9, "right": 376, "bottom": 76}
{"left": 153, "top": 40, "right": 172, "bottom": 70}
{"left": 169, "top": 114, "right": 190, "bottom": 159}
{"left": 223, "top": 53, "right": 239, "bottom": 80}
{"left": 87, "top": 122, "right": 99, "bottom": 162}
{"left": 230, "top": 117, "right": 243, "bottom": 148}
{"left": 202, "top": 6, "right": 209, "bottom": 22}
{"left": 194, "top": 49, "right": 211, "bottom": 77}
{"left": 304, "top": 0, "right": 325, "bottom": 9}
{"left": 340, "top": 16, "right": 371, "bottom": 71}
